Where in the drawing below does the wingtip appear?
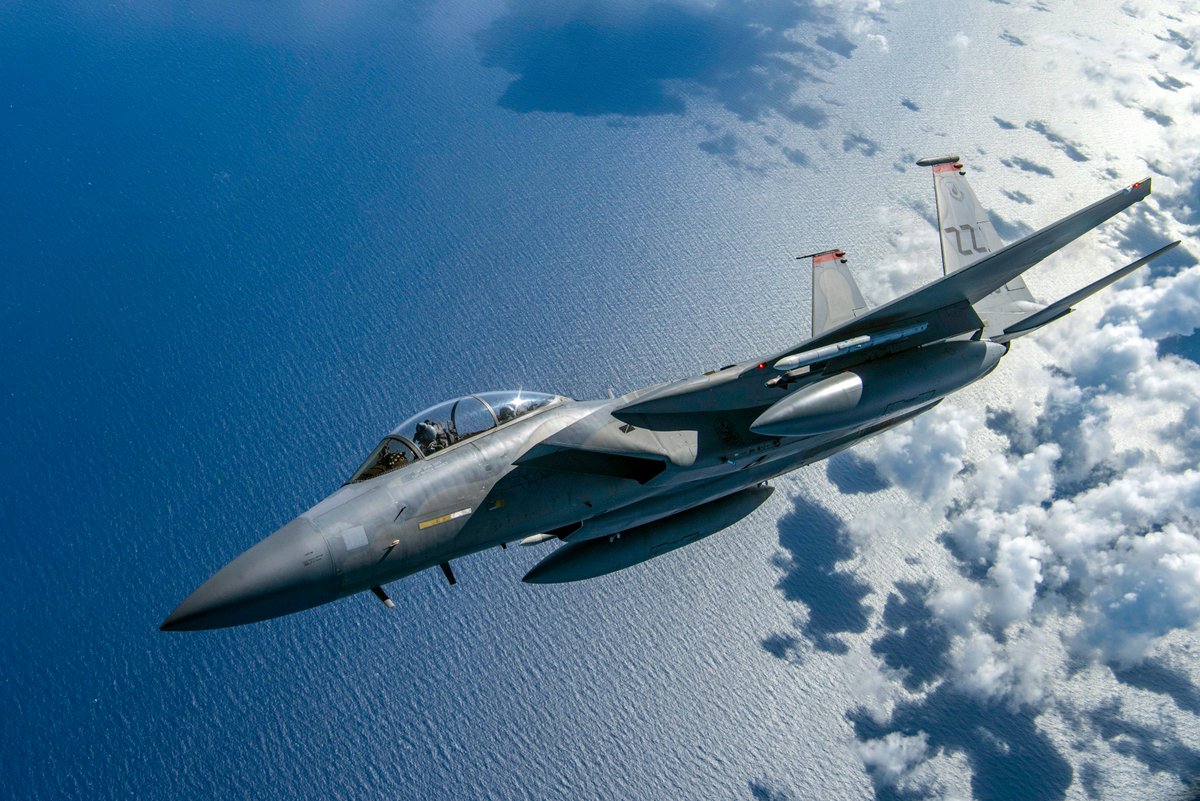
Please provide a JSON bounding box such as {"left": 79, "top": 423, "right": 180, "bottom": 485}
{"left": 916, "top": 154, "right": 960, "bottom": 167}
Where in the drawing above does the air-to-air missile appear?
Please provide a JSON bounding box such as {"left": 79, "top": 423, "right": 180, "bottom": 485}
{"left": 161, "top": 157, "right": 1178, "bottom": 630}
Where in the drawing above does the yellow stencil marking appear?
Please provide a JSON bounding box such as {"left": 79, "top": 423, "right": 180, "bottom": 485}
{"left": 418, "top": 507, "right": 473, "bottom": 530}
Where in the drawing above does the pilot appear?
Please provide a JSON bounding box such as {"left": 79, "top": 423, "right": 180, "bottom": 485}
{"left": 414, "top": 419, "right": 448, "bottom": 454}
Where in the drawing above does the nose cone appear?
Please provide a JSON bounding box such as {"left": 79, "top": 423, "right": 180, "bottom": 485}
{"left": 161, "top": 517, "right": 337, "bottom": 631}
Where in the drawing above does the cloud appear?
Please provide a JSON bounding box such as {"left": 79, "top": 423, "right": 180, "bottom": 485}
{"left": 870, "top": 405, "right": 974, "bottom": 506}
{"left": 841, "top": 223, "right": 1200, "bottom": 704}
{"left": 852, "top": 205, "right": 941, "bottom": 303}
{"left": 742, "top": 3, "right": 1200, "bottom": 795}
{"left": 857, "top": 732, "right": 930, "bottom": 790}
{"left": 1082, "top": 525, "right": 1200, "bottom": 665}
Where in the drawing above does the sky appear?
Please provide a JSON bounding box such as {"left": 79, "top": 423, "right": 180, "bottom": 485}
{"left": 3, "top": 1, "right": 1200, "bottom": 800}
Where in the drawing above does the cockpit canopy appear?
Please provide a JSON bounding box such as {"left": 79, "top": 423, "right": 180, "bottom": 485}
{"left": 348, "top": 391, "right": 562, "bottom": 483}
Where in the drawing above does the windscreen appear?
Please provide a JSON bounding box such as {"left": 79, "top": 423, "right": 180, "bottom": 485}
{"left": 347, "top": 436, "right": 420, "bottom": 483}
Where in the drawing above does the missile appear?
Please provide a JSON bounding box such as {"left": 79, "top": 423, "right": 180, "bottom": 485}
{"left": 751, "top": 340, "right": 1005, "bottom": 437}
{"left": 522, "top": 485, "right": 775, "bottom": 584}
{"left": 773, "top": 322, "right": 928, "bottom": 372}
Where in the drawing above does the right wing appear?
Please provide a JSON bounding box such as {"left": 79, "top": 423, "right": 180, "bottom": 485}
{"left": 780, "top": 176, "right": 1152, "bottom": 353}
{"left": 616, "top": 176, "right": 1154, "bottom": 421}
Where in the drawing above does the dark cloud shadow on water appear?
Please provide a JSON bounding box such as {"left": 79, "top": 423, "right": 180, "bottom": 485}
{"left": 870, "top": 582, "right": 949, "bottom": 692}
{"left": 1088, "top": 701, "right": 1200, "bottom": 786}
{"left": 748, "top": 779, "right": 794, "bottom": 800}
{"left": 475, "top": 0, "right": 834, "bottom": 121}
{"left": 826, "top": 450, "right": 889, "bottom": 494}
{"left": 1111, "top": 659, "right": 1200, "bottom": 715}
{"left": 843, "top": 132, "right": 881, "bottom": 157}
{"left": 851, "top": 687, "right": 1073, "bottom": 801}
{"left": 851, "top": 584, "right": 1072, "bottom": 801}
{"left": 762, "top": 495, "right": 871, "bottom": 655}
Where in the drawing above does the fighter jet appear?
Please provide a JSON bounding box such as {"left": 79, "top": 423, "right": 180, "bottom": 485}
{"left": 161, "top": 157, "right": 1179, "bottom": 630}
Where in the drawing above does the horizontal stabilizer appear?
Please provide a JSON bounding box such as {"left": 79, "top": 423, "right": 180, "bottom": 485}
{"left": 999, "top": 240, "right": 1181, "bottom": 340}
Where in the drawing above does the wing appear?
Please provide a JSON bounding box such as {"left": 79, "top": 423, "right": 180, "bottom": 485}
{"left": 615, "top": 175, "right": 1154, "bottom": 423}
{"left": 804, "top": 248, "right": 869, "bottom": 336}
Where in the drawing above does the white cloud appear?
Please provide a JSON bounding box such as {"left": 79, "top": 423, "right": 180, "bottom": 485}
{"left": 985, "top": 535, "right": 1049, "bottom": 631}
{"left": 856, "top": 205, "right": 941, "bottom": 303}
{"left": 971, "top": 444, "right": 1060, "bottom": 513}
{"left": 871, "top": 405, "right": 976, "bottom": 506}
{"left": 857, "top": 228, "right": 1200, "bottom": 703}
{"left": 858, "top": 731, "right": 930, "bottom": 785}
{"left": 952, "top": 631, "right": 1011, "bottom": 699}
{"left": 1078, "top": 522, "right": 1200, "bottom": 665}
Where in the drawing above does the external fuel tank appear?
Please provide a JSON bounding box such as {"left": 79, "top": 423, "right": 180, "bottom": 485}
{"left": 751, "top": 340, "right": 1006, "bottom": 437}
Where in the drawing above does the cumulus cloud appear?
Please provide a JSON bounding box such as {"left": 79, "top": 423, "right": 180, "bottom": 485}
{"left": 1082, "top": 525, "right": 1200, "bottom": 664}
{"left": 754, "top": 1, "right": 1200, "bottom": 795}
{"left": 854, "top": 204, "right": 941, "bottom": 304}
{"left": 851, "top": 129, "right": 1200, "bottom": 702}
{"left": 872, "top": 406, "right": 976, "bottom": 506}
{"left": 857, "top": 731, "right": 930, "bottom": 790}
{"left": 861, "top": 318, "right": 1200, "bottom": 703}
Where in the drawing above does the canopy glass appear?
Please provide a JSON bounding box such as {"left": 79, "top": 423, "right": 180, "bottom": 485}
{"left": 347, "top": 391, "right": 562, "bottom": 483}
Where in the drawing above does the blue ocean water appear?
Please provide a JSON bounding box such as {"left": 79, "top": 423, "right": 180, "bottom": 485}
{"left": 2, "top": 4, "right": 828, "bottom": 799}
{"left": 6, "top": 3, "right": 1197, "bottom": 800}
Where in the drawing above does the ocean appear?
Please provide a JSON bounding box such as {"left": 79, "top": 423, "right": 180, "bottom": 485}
{"left": 4, "top": 2, "right": 1198, "bottom": 799}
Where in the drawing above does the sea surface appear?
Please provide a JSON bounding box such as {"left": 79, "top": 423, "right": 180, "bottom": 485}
{"left": 3, "top": 2, "right": 1198, "bottom": 800}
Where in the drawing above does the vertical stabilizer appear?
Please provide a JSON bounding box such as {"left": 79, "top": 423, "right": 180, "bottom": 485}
{"left": 918, "top": 156, "right": 1038, "bottom": 331}
{"left": 803, "top": 249, "right": 869, "bottom": 337}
